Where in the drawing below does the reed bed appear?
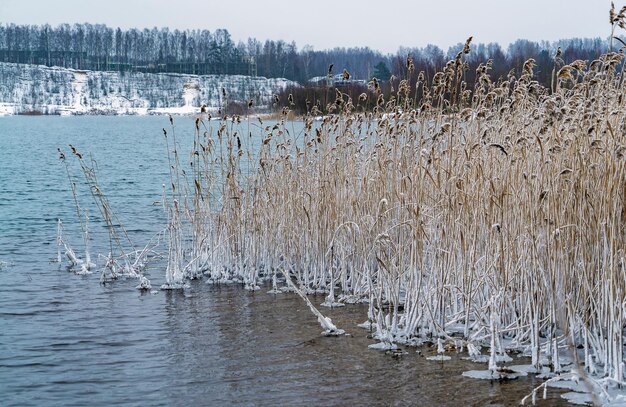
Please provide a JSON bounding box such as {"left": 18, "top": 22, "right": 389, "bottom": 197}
{"left": 58, "top": 10, "right": 626, "bottom": 403}
{"left": 151, "top": 39, "right": 626, "bottom": 403}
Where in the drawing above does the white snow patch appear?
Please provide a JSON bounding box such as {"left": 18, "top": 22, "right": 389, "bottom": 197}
{"left": 0, "top": 62, "right": 298, "bottom": 116}
{"left": 0, "top": 103, "right": 15, "bottom": 115}
{"left": 71, "top": 70, "right": 88, "bottom": 113}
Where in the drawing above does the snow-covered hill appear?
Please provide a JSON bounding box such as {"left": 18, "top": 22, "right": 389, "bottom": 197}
{"left": 0, "top": 62, "right": 296, "bottom": 115}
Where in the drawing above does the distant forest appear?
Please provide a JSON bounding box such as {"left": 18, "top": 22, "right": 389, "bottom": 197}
{"left": 0, "top": 23, "right": 612, "bottom": 88}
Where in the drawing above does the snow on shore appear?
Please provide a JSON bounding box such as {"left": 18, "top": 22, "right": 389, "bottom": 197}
{"left": 0, "top": 62, "right": 296, "bottom": 116}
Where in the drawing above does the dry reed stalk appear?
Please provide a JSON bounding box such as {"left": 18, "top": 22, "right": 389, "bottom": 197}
{"left": 169, "top": 40, "right": 626, "bottom": 401}
{"left": 60, "top": 7, "right": 626, "bottom": 402}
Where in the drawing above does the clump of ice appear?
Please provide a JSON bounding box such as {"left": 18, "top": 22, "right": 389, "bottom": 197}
{"left": 160, "top": 281, "right": 190, "bottom": 290}
{"left": 337, "top": 294, "right": 368, "bottom": 304}
{"left": 467, "top": 342, "right": 480, "bottom": 355}
{"left": 547, "top": 379, "right": 588, "bottom": 392}
{"left": 76, "top": 263, "right": 93, "bottom": 275}
{"left": 318, "top": 314, "right": 345, "bottom": 336}
{"left": 436, "top": 338, "right": 445, "bottom": 354}
{"left": 560, "top": 392, "right": 593, "bottom": 405}
{"left": 444, "top": 323, "right": 467, "bottom": 335}
{"left": 496, "top": 353, "right": 513, "bottom": 363}
{"left": 136, "top": 276, "right": 152, "bottom": 290}
{"left": 322, "top": 327, "right": 346, "bottom": 337}
{"left": 507, "top": 364, "right": 543, "bottom": 374}
{"left": 279, "top": 286, "right": 297, "bottom": 293}
{"left": 427, "top": 355, "right": 452, "bottom": 361}
{"left": 463, "top": 353, "right": 513, "bottom": 364}
{"left": 320, "top": 299, "right": 345, "bottom": 308}
{"left": 368, "top": 341, "right": 398, "bottom": 350}
{"left": 462, "top": 367, "right": 527, "bottom": 381}
{"left": 538, "top": 355, "right": 574, "bottom": 368}
{"left": 402, "top": 337, "right": 427, "bottom": 347}
{"left": 357, "top": 320, "right": 374, "bottom": 330}
{"left": 607, "top": 394, "right": 626, "bottom": 406}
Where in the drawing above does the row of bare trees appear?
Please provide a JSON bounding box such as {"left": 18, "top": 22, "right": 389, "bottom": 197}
{"left": 0, "top": 23, "right": 610, "bottom": 86}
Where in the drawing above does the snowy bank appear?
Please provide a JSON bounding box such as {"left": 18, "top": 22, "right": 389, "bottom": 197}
{"left": 0, "top": 62, "right": 297, "bottom": 115}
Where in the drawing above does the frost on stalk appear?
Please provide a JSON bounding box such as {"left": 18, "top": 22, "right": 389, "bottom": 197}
{"left": 81, "top": 211, "right": 96, "bottom": 272}
{"left": 56, "top": 219, "right": 63, "bottom": 263}
{"left": 267, "top": 271, "right": 282, "bottom": 294}
{"left": 282, "top": 270, "right": 345, "bottom": 336}
{"left": 489, "top": 311, "right": 498, "bottom": 372}
{"left": 437, "top": 338, "right": 445, "bottom": 354}
{"left": 321, "top": 291, "right": 345, "bottom": 308}
{"left": 56, "top": 218, "right": 87, "bottom": 271}
{"left": 466, "top": 342, "right": 482, "bottom": 361}
{"left": 161, "top": 204, "right": 187, "bottom": 289}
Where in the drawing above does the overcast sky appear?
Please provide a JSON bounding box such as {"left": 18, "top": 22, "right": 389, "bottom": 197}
{"left": 0, "top": 0, "right": 612, "bottom": 53}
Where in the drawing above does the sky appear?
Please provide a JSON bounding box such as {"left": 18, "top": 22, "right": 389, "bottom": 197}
{"left": 0, "top": 0, "right": 613, "bottom": 53}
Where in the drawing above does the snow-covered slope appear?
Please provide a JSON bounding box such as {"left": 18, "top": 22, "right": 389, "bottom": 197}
{"left": 0, "top": 62, "right": 296, "bottom": 115}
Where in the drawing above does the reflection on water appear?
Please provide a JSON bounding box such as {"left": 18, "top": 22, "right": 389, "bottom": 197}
{"left": 0, "top": 117, "right": 570, "bottom": 406}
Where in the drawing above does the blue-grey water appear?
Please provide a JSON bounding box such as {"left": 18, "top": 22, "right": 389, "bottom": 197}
{"left": 0, "top": 116, "right": 569, "bottom": 406}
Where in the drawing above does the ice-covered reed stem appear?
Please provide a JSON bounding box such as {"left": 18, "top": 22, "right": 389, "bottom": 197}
{"left": 489, "top": 304, "right": 499, "bottom": 372}
{"left": 82, "top": 210, "right": 95, "bottom": 271}
{"left": 58, "top": 149, "right": 89, "bottom": 270}
{"left": 56, "top": 219, "right": 63, "bottom": 263}
{"left": 282, "top": 268, "right": 344, "bottom": 336}
{"left": 162, "top": 201, "right": 186, "bottom": 289}
{"left": 161, "top": 118, "right": 186, "bottom": 288}
{"left": 55, "top": 217, "right": 88, "bottom": 272}
{"left": 60, "top": 144, "right": 157, "bottom": 281}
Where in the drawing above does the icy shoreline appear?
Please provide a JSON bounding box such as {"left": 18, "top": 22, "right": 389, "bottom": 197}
{"left": 0, "top": 62, "right": 296, "bottom": 116}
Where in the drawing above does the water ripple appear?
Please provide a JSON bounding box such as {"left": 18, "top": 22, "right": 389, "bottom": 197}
{"left": 0, "top": 117, "right": 571, "bottom": 406}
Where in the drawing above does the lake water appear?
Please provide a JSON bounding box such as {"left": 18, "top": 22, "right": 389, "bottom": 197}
{"left": 0, "top": 116, "right": 570, "bottom": 406}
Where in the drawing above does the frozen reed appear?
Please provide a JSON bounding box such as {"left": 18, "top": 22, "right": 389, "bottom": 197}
{"left": 160, "top": 36, "right": 626, "bottom": 403}
{"left": 58, "top": 6, "right": 626, "bottom": 403}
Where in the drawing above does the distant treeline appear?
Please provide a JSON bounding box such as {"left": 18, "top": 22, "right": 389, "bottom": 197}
{"left": 0, "top": 23, "right": 611, "bottom": 86}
